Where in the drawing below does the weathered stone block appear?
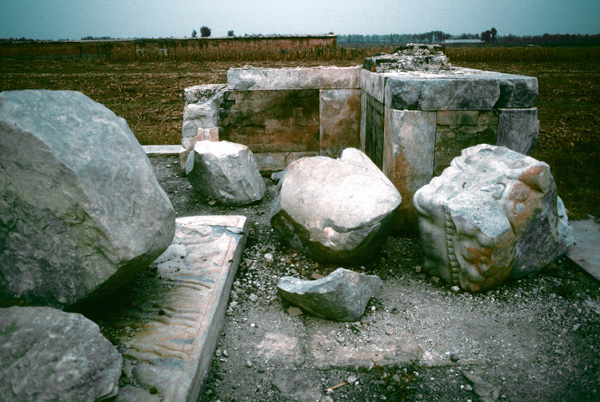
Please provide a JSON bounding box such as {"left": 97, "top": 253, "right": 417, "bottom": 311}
{"left": 186, "top": 141, "right": 265, "bottom": 205}
{"left": 319, "top": 89, "right": 361, "bottom": 158}
{"left": 0, "top": 90, "right": 175, "bottom": 309}
{"left": 254, "top": 151, "right": 319, "bottom": 174}
{"left": 277, "top": 268, "right": 383, "bottom": 322}
{"left": 0, "top": 306, "right": 122, "bottom": 401}
{"left": 497, "top": 108, "right": 539, "bottom": 155}
{"left": 414, "top": 144, "right": 565, "bottom": 292}
{"left": 385, "top": 77, "right": 501, "bottom": 111}
{"left": 359, "top": 69, "right": 387, "bottom": 103}
{"left": 383, "top": 108, "right": 436, "bottom": 231}
{"left": 271, "top": 148, "right": 401, "bottom": 264}
{"left": 182, "top": 84, "right": 226, "bottom": 146}
{"left": 219, "top": 89, "right": 320, "bottom": 154}
{"left": 227, "top": 66, "right": 361, "bottom": 91}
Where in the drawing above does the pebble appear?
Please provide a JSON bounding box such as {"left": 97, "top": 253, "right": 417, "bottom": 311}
{"left": 385, "top": 328, "right": 395, "bottom": 335}
{"left": 246, "top": 360, "right": 253, "bottom": 368}
{"left": 249, "top": 293, "right": 259, "bottom": 302}
{"left": 264, "top": 253, "right": 274, "bottom": 264}
{"left": 451, "top": 286, "right": 461, "bottom": 292}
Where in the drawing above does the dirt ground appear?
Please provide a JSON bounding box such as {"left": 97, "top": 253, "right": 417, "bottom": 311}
{"left": 150, "top": 155, "right": 600, "bottom": 402}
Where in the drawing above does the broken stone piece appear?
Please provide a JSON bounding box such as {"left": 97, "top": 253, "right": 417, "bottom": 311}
{"left": 277, "top": 268, "right": 383, "bottom": 322}
{"left": 0, "top": 90, "right": 175, "bottom": 309}
{"left": 270, "top": 148, "right": 401, "bottom": 264}
{"left": 186, "top": 140, "right": 266, "bottom": 205}
{"left": 0, "top": 306, "right": 122, "bottom": 401}
{"left": 181, "top": 84, "right": 227, "bottom": 147}
{"left": 414, "top": 144, "right": 568, "bottom": 292}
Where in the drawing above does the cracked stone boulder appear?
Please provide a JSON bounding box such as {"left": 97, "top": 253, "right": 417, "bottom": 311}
{"left": 277, "top": 268, "right": 382, "bottom": 322}
{"left": 271, "top": 148, "right": 401, "bottom": 264}
{"left": 0, "top": 306, "right": 122, "bottom": 401}
{"left": 0, "top": 90, "right": 175, "bottom": 309}
{"left": 186, "top": 140, "right": 266, "bottom": 205}
{"left": 414, "top": 144, "right": 570, "bottom": 292}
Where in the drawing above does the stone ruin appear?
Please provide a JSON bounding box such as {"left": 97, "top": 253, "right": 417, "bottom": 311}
{"left": 0, "top": 45, "right": 574, "bottom": 401}
{"left": 183, "top": 44, "right": 540, "bottom": 232}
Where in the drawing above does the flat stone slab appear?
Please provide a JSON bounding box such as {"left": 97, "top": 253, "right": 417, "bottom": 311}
{"left": 568, "top": 218, "right": 600, "bottom": 281}
{"left": 143, "top": 145, "right": 185, "bottom": 155}
{"left": 86, "top": 215, "right": 247, "bottom": 402}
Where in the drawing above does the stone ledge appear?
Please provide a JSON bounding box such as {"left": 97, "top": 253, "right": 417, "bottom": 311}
{"left": 142, "top": 145, "right": 185, "bottom": 156}
{"left": 89, "top": 215, "right": 248, "bottom": 402}
{"left": 227, "top": 66, "right": 361, "bottom": 91}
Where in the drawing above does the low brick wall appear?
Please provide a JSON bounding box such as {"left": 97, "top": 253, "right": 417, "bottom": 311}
{"left": 0, "top": 35, "right": 337, "bottom": 59}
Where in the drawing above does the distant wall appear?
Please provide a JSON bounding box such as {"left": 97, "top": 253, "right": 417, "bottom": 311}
{"left": 0, "top": 35, "right": 337, "bottom": 60}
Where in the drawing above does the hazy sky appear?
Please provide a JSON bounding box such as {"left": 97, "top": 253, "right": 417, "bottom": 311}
{"left": 1, "top": 0, "right": 599, "bottom": 40}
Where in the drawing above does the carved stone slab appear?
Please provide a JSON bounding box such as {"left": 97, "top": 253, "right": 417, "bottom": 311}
{"left": 87, "top": 216, "right": 247, "bottom": 402}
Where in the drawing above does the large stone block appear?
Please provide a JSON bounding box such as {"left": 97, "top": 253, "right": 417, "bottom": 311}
{"left": 0, "top": 90, "right": 175, "bottom": 309}
{"left": 227, "top": 66, "right": 361, "bottom": 91}
{"left": 497, "top": 108, "right": 539, "bottom": 155}
{"left": 359, "top": 69, "right": 387, "bottom": 103}
{"left": 319, "top": 89, "right": 361, "bottom": 158}
{"left": 182, "top": 84, "right": 227, "bottom": 147}
{"left": 414, "top": 144, "right": 566, "bottom": 292}
{"left": 186, "top": 141, "right": 266, "bottom": 205}
{"left": 383, "top": 108, "right": 436, "bottom": 231}
{"left": 385, "top": 76, "right": 501, "bottom": 111}
{"left": 382, "top": 69, "right": 537, "bottom": 111}
{"left": 0, "top": 306, "right": 122, "bottom": 401}
{"left": 271, "top": 148, "right": 401, "bottom": 264}
{"left": 219, "top": 89, "right": 320, "bottom": 154}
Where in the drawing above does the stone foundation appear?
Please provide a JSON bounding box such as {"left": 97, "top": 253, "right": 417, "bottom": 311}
{"left": 182, "top": 50, "right": 539, "bottom": 231}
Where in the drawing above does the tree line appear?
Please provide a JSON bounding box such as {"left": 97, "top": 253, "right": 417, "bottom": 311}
{"left": 338, "top": 31, "right": 600, "bottom": 46}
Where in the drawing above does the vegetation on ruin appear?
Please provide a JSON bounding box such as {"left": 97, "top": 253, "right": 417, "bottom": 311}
{"left": 0, "top": 45, "right": 598, "bottom": 219}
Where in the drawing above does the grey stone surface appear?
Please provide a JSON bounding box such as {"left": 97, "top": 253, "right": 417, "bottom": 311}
{"left": 277, "top": 268, "right": 382, "bottom": 322}
{"left": 567, "top": 217, "right": 600, "bottom": 282}
{"left": 186, "top": 141, "right": 266, "bottom": 205}
{"left": 319, "top": 89, "right": 361, "bottom": 158}
{"left": 182, "top": 84, "right": 227, "bottom": 147}
{"left": 143, "top": 145, "right": 185, "bottom": 155}
{"left": 497, "top": 108, "right": 540, "bottom": 155}
{"left": 382, "top": 69, "right": 537, "bottom": 111}
{"left": 87, "top": 215, "right": 248, "bottom": 402}
{"left": 271, "top": 148, "right": 401, "bottom": 264}
{"left": 383, "top": 108, "right": 436, "bottom": 231}
{"left": 414, "top": 144, "right": 565, "bottom": 292}
{"left": 0, "top": 306, "right": 122, "bottom": 401}
{"left": 227, "top": 66, "right": 360, "bottom": 91}
{"left": 0, "top": 90, "right": 175, "bottom": 309}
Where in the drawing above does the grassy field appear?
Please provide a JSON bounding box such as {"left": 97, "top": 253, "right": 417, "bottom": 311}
{"left": 1, "top": 46, "right": 598, "bottom": 219}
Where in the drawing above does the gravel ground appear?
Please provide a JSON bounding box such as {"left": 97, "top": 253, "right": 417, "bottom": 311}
{"left": 150, "top": 155, "right": 600, "bottom": 402}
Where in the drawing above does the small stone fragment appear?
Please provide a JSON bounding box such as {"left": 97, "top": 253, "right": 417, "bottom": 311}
{"left": 288, "top": 306, "right": 304, "bottom": 317}
{"left": 277, "top": 267, "right": 382, "bottom": 322}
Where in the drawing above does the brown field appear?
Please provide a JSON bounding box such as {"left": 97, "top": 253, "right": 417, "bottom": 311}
{"left": 1, "top": 46, "right": 598, "bottom": 218}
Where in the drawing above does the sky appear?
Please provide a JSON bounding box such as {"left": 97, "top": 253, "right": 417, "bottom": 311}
{"left": 1, "top": 0, "right": 599, "bottom": 40}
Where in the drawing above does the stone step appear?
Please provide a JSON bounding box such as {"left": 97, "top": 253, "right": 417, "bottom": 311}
{"left": 142, "top": 145, "right": 184, "bottom": 156}
{"left": 90, "top": 215, "right": 247, "bottom": 402}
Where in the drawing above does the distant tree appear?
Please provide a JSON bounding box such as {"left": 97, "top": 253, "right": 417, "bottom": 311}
{"left": 227, "top": 30, "right": 234, "bottom": 37}
{"left": 491, "top": 27, "right": 497, "bottom": 42}
{"left": 200, "top": 26, "right": 211, "bottom": 38}
{"left": 481, "top": 30, "right": 492, "bottom": 43}
{"left": 191, "top": 29, "right": 197, "bottom": 38}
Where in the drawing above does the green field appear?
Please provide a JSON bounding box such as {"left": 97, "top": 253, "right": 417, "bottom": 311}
{"left": 1, "top": 46, "right": 598, "bottom": 219}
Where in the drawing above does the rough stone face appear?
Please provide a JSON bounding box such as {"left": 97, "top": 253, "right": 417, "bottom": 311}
{"left": 179, "top": 127, "right": 219, "bottom": 170}
{"left": 227, "top": 66, "right": 361, "bottom": 91}
{"left": 277, "top": 268, "right": 382, "bottom": 322}
{"left": 363, "top": 44, "right": 451, "bottom": 73}
{"left": 0, "top": 306, "right": 122, "bottom": 401}
{"left": 182, "top": 84, "right": 227, "bottom": 147}
{"left": 414, "top": 144, "right": 566, "bottom": 292}
{"left": 0, "top": 90, "right": 175, "bottom": 309}
{"left": 271, "top": 148, "right": 401, "bottom": 264}
{"left": 186, "top": 140, "right": 266, "bottom": 205}
{"left": 383, "top": 109, "right": 436, "bottom": 231}
{"left": 319, "top": 89, "right": 361, "bottom": 158}
{"left": 497, "top": 108, "right": 539, "bottom": 155}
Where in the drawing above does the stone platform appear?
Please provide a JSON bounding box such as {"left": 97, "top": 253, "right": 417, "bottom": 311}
{"left": 88, "top": 216, "right": 247, "bottom": 402}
